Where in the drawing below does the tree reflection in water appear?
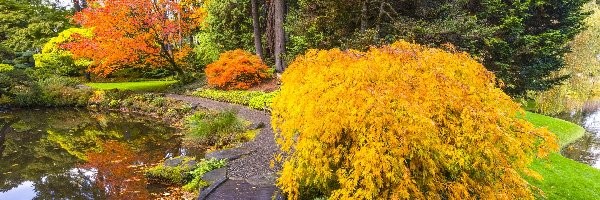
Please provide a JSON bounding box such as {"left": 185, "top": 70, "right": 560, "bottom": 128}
{"left": 83, "top": 141, "right": 150, "bottom": 199}
{"left": 0, "top": 109, "right": 194, "bottom": 199}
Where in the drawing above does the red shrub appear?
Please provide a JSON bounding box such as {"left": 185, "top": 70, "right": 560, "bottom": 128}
{"left": 205, "top": 50, "right": 271, "bottom": 90}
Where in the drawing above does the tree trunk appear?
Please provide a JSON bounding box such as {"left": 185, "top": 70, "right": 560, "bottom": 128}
{"left": 360, "top": 0, "right": 368, "bottom": 34}
{"left": 73, "top": 0, "right": 82, "bottom": 12}
{"left": 266, "top": 0, "right": 275, "bottom": 61}
{"left": 251, "top": 0, "right": 264, "bottom": 59}
{"left": 85, "top": 72, "right": 91, "bottom": 82}
{"left": 273, "top": 0, "right": 286, "bottom": 72}
{"left": 375, "top": 0, "right": 385, "bottom": 39}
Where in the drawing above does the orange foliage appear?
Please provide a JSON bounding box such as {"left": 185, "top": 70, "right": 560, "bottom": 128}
{"left": 271, "top": 41, "right": 558, "bottom": 199}
{"left": 63, "top": 0, "right": 206, "bottom": 76}
{"left": 205, "top": 49, "right": 271, "bottom": 90}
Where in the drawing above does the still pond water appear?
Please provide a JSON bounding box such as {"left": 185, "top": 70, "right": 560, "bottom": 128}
{"left": 0, "top": 109, "right": 201, "bottom": 200}
{"left": 562, "top": 109, "right": 600, "bottom": 169}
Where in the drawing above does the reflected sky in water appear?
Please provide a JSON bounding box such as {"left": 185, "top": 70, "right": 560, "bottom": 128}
{"left": 562, "top": 109, "right": 600, "bottom": 169}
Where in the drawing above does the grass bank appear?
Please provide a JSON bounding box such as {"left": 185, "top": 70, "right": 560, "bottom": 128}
{"left": 86, "top": 80, "right": 178, "bottom": 91}
{"left": 525, "top": 111, "right": 600, "bottom": 199}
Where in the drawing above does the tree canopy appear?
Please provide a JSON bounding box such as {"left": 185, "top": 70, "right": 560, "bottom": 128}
{"left": 0, "top": 0, "right": 71, "bottom": 68}
{"left": 283, "top": 0, "right": 588, "bottom": 97}
{"left": 63, "top": 0, "right": 206, "bottom": 76}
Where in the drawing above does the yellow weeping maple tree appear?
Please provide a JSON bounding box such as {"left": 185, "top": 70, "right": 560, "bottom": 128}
{"left": 271, "top": 41, "right": 558, "bottom": 200}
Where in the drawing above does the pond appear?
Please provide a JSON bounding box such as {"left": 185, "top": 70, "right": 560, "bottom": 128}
{"left": 0, "top": 108, "right": 201, "bottom": 200}
{"left": 561, "top": 109, "right": 600, "bottom": 169}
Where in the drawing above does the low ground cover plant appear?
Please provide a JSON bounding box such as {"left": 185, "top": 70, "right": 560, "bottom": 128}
{"left": 192, "top": 89, "right": 276, "bottom": 110}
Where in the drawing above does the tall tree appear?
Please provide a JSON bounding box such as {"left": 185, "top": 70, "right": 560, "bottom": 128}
{"left": 273, "top": 0, "right": 286, "bottom": 72}
{"left": 64, "top": 0, "right": 206, "bottom": 77}
{"left": 0, "top": 0, "right": 71, "bottom": 67}
{"left": 251, "top": 0, "right": 264, "bottom": 59}
{"left": 72, "top": 0, "right": 81, "bottom": 12}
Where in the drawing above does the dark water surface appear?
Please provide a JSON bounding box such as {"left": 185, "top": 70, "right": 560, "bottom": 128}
{"left": 560, "top": 110, "right": 600, "bottom": 169}
{"left": 0, "top": 108, "right": 198, "bottom": 200}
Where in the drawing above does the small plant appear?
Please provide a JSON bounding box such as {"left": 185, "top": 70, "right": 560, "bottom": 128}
{"left": 145, "top": 157, "right": 227, "bottom": 192}
{"left": 205, "top": 49, "right": 271, "bottom": 90}
{"left": 145, "top": 156, "right": 197, "bottom": 184}
{"left": 183, "top": 158, "right": 227, "bottom": 191}
{"left": 185, "top": 111, "right": 246, "bottom": 147}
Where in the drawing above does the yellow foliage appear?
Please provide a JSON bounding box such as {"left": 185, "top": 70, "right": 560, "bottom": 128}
{"left": 271, "top": 41, "right": 558, "bottom": 200}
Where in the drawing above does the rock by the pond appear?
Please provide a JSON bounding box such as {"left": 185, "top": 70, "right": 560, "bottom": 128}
{"left": 205, "top": 148, "right": 251, "bottom": 161}
{"left": 163, "top": 156, "right": 197, "bottom": 168}
{"left": 75, "top": 84, "right": 91, "bottom": 89}
{"left": 197, "top": 167, "right": 228, "bottom": 200}
{"left": 190, "top": 102, "right": 203, "bottom": 110}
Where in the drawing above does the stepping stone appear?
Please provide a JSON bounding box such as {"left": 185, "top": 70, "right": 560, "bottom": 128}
{"left": 246, "top": 173, "right": 277, "bottom": 186}
{"left": 197, "top": 167, "right": 228, "bottom": 200}
{"left": 202, "top": 179, "right": 284, "bottom": 200}
{"left": 206, "top": 148, "right": 251, "bottom": 161}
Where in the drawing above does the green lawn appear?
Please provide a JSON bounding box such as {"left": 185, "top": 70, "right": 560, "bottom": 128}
{"left": 524, "top": 111, "right": 600, "bottom": 199}
{"left": 524, "top": 112, "right": 586, "bottom": 147}
{"left": 85, "top": 80, "right": 178, "bottom": 91}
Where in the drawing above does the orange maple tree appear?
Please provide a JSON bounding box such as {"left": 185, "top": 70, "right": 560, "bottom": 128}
{"left": 62, "top": 0, "right": 206, "bottom": 76}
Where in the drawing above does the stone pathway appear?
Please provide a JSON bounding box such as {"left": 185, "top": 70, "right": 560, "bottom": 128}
{"left": 166, "top": 94, "right": 282, "bottom": 200}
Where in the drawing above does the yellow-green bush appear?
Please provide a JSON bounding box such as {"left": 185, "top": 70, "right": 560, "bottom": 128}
{"left": 271, "top": 41, "right": 558, "bottom": 199}
{"left": 33, "top": 28, "right": 93, "bottom": 76}
{"left": 0, "top": 64, "right": 13, "bottom": 73}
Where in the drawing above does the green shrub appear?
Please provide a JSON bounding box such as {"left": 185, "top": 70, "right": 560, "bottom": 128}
{"left": 185, "top": 111, "right": 245, "bottom": 146}
{"left": 11, "top": 75, "right": 93, "bottom": 107}
{"left": 33, "top": 28, "right": 93, "bottom": 76}
{"left": 145, "top": 157, "right": 227, "bottom": 191}
{"left": 183, "top": 159, "right": 227, "bottom": 191}
{"left": 0, "top": 64, "right": 14, "bottom": 73}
